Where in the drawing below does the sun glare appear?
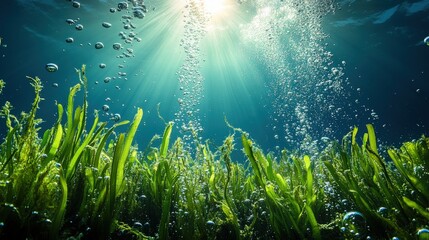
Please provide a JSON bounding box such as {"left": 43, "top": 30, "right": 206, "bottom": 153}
{"left": 203, "top": 0, "right": 225, "bottom": 14}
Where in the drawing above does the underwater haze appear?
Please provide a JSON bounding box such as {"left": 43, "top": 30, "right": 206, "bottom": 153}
{"left": 0, "top": 0, "right": 428, "bottom": 154}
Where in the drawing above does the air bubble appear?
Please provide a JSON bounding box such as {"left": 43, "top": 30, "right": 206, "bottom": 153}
{"left": 377, "top": 207, "right": 388, "bottom": 218}
{"left": 113, "top": 43, "right": 122, "bottom": 50}
{"left": 66, "top": 19, "right": 75, "bottom": 25}
{"left": 75, "top": 24, "right": 84, "bottom": 31}
{"left": 342, "top": 211, "right": 367, "bottom": 239}
{"left": 424, "top": 36, "right": 429, "bottom": 46}
{"left": 417, "top": 228, "right": 429, "bottom": 240}
{"left": 102, "top": 105, "right": 109, "bottom": 112}
{"left": 117, "top": 2, "right": 128, "bottom": 10}
{"left": 72, "top": 1, "right": 80, "bottom": 8}
{"left": 45, "top": 63, "right": 58, "bottom": 72}
{"left": 102, "top": 22, "right": 112, "bottom": 28}
{"left": 95, "top": 42, "right": 104, "bottom": 49}
{"left": 111, "top": 113, "right": 121, "bottom": 122}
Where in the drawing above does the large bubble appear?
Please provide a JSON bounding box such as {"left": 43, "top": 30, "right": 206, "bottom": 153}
{"left": 418, "top": 229, "right": 429, "bottom": 240}
{"left": 341, "top": 211, "right": 367, "bottom": 239}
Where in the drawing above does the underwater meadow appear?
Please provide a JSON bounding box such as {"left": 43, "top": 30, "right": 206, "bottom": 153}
{"left": 0, "top": 66, "right": 429, "bottom": 239}
{"left": 1, "top": 0, "right": 429, "bottom": 239}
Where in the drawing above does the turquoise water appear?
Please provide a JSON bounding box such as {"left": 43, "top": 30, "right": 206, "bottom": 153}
{"left": 0, "top": 0, "right": 428, "bottom": 158}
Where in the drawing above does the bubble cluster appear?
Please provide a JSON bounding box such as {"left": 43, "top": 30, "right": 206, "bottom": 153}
{"left": 240, "top": 0, "right": 353, "bottom": 154}
{"left": 174, "top": 0, "right": 208, "bottom": 144}
{"left": 60, "top": 0, "right": 151, "bottom": 124}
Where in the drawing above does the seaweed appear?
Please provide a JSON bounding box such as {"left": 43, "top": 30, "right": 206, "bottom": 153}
{"left": 0, "top": 67, "right": 428, "bottom": 239}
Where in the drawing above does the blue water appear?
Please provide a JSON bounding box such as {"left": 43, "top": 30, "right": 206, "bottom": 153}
{"left": 0, "top": 0, "right": 428, "bottom": 160}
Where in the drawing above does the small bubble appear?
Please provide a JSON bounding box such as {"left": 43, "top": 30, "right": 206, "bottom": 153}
{"left": 75, "top": 24, "right": 84, "bottom": 31}
{"left": 45, "top": 63, "right": 59, "bottom": 72}
{"left": 66, "top": 19, "right": 75, "bottom": 25}
{"left": 133, "top": 222, "right": 143, "bottom": 229}
{"left": 102, "top": 22, "right": 112, "bottom": 28}
{"left": 111, "top": 113, "right": 121, "bottom": 122}
{"left": 377, "top": 207, "right": 388, "bottom": 218}
{"left": 65, "top": 37, "right": 74, "bottom": 43}
{"left": 104, "top": 77, "right": 111, "bottom": 83}
{"left": 113, "top": 43, "right": 122, "bottom": 50}
{"left": 52, "top": 83, "right": 59, "bottom": 87}
{"left": 117, "top": 2, "right": 128, "bottom": 10}
{"left": 133, "top": 9, "right": 145, "bottom": 19}
{"left": 99, "top": 63, "right": 106, "bottom": 68}
{"left": 102, "top": 105, "right": 109, "bottom": 112}
{"left": 110, "top": 8, "right": 116, "bottom": 13}
{"left": 424, "top": 36, "right": 429, "bottom": 46}
{"left": 72, "top": 1, "right": 80, "bottom": 8}
{"left": 95, "top": 42, "right": 104, "bottom": 49}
